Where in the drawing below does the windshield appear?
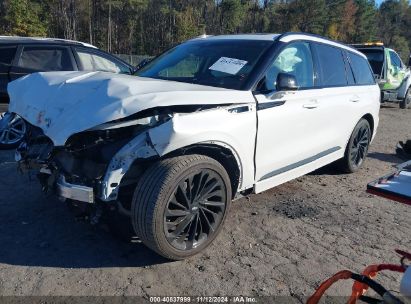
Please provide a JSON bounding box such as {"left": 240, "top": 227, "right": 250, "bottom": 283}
{"left": 136, "top": 39, "right": 272, "bottom": 90}
{"left": 359, "top": 48, "right": 385, "bottom": 76}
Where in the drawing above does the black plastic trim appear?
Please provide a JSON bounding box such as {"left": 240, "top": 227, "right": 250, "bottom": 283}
{"left": 257, "top": 101, "right": 285, "bottom": 110}
{"left": 259, "top": 146, "right": 341, "bottom": 181}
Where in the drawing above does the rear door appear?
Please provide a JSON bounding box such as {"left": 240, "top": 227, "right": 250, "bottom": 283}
{"left": 310, "top": 42, "right": 357, "bottom": 152}
{"left": 9, "top": 45, "right": 76, "bottom": 82}
{"left": 0, "top": 45, "right": 17, "bottom": 108}
{"left": 346, "top": 50, "right": 379, "bottom": 134}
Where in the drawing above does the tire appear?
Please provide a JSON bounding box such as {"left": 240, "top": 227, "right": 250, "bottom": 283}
{"left": 0, "top": 112, "right": 26, "bottom": 149}
{"left": 131, "top": 154, "right": 232, "bottom": 260}
{"left": 339, "top": 118, "right": 371, "bottom": 173}
{"left": 400, "top": 87, "right": 411, "bottom": 109}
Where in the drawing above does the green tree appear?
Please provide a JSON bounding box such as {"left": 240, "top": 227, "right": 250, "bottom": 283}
{"left": 289, "top": 0, "right": 327, "bottom": 34}
{"left": 2, "top": 0, "right": 47, "bottom": 36}
{"left": 218, "top": 0, "right": 245, "bottom": 34}
{"left": 391, "top": 35, "right": 409, "bottom": 62}
{"left": 378, "top": 0, "right": 407, "bottom": 45}
{"left": 352, "top": 0, "right": 377, "bottom": 43}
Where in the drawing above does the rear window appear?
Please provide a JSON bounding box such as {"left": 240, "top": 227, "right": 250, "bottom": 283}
{"left": 18, "top": 47, "right": 73, "bottom": 71}
{"left": 359, "top": 48, "right": 384, "bottom": 75}
{"left": 348, "top": 52, "right": 375, "bottom": 85}
{"left": 314, "top": 43, "right": 347, "bottom": 87}
{"left": 0, "top": 47, "right": 17, "bottom": 65}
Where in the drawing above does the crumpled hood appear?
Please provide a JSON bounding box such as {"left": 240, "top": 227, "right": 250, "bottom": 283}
{"left": 8, "top": 71, "right": 252, "bottom": 146}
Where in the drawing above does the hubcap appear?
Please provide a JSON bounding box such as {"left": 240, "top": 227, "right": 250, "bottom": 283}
{"left": 0, "top": 113, "right": 26, "bottom": 145}
{"left": 350, "top": 125, "right": 369, "bottom": 168}
{"left": 164, "top": 169, "right": 227, "bottom": 251}
{"left": 406, "top": 90, "right": 411, "bottom": 106}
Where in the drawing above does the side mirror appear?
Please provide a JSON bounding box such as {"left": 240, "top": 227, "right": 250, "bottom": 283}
{"left": 276, "top": 73, "right": 299, "bottom": 91}
{"left": 134, "top": 58, "right": 151, "bottom": 73}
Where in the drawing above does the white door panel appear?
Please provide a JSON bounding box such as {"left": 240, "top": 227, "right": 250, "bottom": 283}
{"left": 312, "top": 86, "right": 362, "bottom": 150}
{"left": 254, "top": 89, "right": 335, "bottom": 182}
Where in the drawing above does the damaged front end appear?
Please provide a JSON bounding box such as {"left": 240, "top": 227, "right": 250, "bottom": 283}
{"left": 9, "top": 71, "right": 254, "bottom": 238}
{"left": 15, "top": 110, "right": 172, "bottom": 211}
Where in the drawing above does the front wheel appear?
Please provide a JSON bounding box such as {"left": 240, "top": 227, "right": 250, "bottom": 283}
{"left": 0, "top": 112, "right": 26, "bottom": 149}
{"left": 339, "top": 118, "right": 371, "bottom": 173}
{"left": 400, "top": 87, "right": 411, "bottom": 109}
{"left": 131, "top": 154, "right": 232, "bottom": 260}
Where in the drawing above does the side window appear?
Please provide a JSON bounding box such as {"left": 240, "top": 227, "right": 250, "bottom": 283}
{"left": 389, "top": 51, "right": 402, "bottom": 69}
{"left": 76, "top": 49, "right": 130, "bottom": 74}
{"left": 0, "top": 47, "right": 17, "bottom": 65}
{"left": 344, "top": 55, "right": 356, "bottom": 85}
{"left": 314, "top": 43, "right": 347, "bottom": 87}
{"left": 18, "top": 47, "right": 73, "bottom": 71}
{"left": 348, "top": 52, "right": 375, "bottom": 85}
{"left": 265, "top": 42, "right": 314, "bottom": 90}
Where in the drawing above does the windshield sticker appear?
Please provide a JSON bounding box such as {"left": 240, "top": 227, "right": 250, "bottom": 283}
{"left": 209, "top": 57, "right": 248, "bottom": 75}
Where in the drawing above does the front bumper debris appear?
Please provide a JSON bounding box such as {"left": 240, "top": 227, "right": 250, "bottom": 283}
{"left": 57, "top": 176, "right": 94, "bottom": 204}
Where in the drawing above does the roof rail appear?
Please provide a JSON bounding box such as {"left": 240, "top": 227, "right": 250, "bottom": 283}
{"left": 0, "top": 36, "right": 97, "bottom": 48}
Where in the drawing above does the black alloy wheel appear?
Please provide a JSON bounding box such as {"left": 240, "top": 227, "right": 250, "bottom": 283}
{"left": 339, "top": 118, "right": 371, "bottom": 173}
{"left": 164, "top": 168, "right": 227, "bottom": 251}
{"left": 350, "top": 123, "right": 370, "bottom": 169}
{"left": 131, "top": 154, "right": 232, "bottom": 260}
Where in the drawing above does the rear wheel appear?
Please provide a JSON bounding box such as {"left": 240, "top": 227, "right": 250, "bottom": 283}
{"left": 339, "top": 119, "right": 371, "bottom": 173}
{"left": 400, "top": 87, "right": 411, "bottom": 109}
{"left": 0, "top": 112, "right": 26, "bottom": 149}
{"left": 131, "top": 154, "right": 232, "bottom": 260}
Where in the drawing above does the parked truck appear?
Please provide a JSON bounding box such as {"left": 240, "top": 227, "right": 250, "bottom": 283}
{"left": 353, "top": 43, "right": 411, "bottom": 109}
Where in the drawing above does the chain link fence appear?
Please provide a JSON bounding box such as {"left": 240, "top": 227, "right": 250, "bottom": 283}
{"left": 115, "top": 54, "right": 153, "bottom": 66}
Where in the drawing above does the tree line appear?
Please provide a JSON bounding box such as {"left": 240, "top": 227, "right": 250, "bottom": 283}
{"left": 0, "top": 0, "right": 410, "bottom": 61}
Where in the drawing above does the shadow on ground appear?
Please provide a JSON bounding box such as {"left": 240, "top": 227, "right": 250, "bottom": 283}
{"left": 367, "top": 152, "right": 403, "bottom": 165}
{"left": 309, "top": 163, "right": 344, "bottom": 176}
{"left": 0, "top": 154, "right": 169, "bottom": 269}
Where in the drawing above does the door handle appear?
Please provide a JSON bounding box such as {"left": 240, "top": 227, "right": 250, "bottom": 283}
{"left": 350, "top": 95, "right": 360, "bottom": 103}
{"left": 303, "top": 100, "right": 318, "bottom": 109}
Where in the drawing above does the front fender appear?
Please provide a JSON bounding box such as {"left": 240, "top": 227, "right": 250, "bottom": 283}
{"left": 100, "top": 105, "right": 257, "bottom": 201}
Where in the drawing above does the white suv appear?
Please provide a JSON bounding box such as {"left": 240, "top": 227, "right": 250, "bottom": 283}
{"left": 9, "top": 33, "right": 380, "bottom": 259}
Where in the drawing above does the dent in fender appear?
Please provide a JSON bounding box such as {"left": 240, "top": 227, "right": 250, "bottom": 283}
{"left": 100, "top": 111, "right": 248, "bottom": 202}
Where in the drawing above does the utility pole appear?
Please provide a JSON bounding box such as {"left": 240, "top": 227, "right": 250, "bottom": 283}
{"left": 108, "top": 0, "right": 112, "bottom": 52}
{"left": 89, "top": 0, "right": 93, "bottom": 44}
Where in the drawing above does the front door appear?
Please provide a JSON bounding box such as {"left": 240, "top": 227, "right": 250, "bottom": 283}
{"left": 254, "top": 41, "right": 328, "bottom": 186}
{"left": 385, "top": 49, "right": 406, "bottom": 90}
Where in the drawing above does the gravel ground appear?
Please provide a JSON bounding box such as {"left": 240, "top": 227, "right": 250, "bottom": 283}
{"left": 0, "top": 106, "right": 410, "bottom": 301}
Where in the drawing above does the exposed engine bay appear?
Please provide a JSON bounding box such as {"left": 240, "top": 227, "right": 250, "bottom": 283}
{"left": 14, "top": 101, "right": 246, "bottom": 229}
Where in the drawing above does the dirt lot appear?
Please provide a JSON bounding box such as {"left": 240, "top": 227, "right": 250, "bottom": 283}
{"left": 0, "top": 106, "right": 410, "bottom": 301}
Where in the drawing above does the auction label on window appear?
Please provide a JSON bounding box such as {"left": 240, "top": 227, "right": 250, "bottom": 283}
{"left": 209, "top": 57, "right": 248, "bottom": 75}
